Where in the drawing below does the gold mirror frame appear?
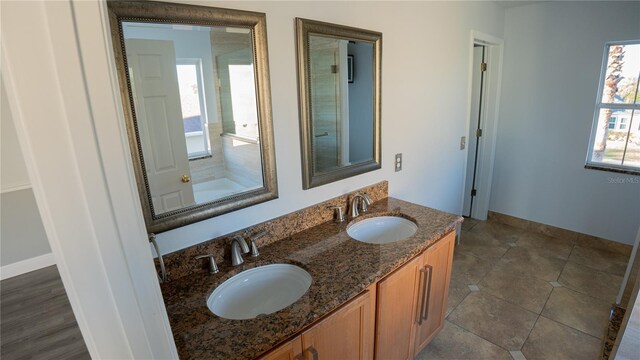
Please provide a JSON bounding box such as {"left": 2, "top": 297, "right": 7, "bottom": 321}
{"left": 108, "top": 1, "right": 277, "bottom": 233}
{"left": 295, "top": 18, "right": 382, "bottom": 189}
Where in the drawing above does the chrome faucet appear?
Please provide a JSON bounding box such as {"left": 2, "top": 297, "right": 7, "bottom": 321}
{"left": 349, "top": 192, "right": 372, "bottom": 218}
{"left": 230, "top": 235, "right": 250, "bottom": 266}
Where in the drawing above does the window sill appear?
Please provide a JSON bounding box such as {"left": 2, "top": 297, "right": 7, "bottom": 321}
{"left": 584, "top": 164, "right": 640, "bottom": 176}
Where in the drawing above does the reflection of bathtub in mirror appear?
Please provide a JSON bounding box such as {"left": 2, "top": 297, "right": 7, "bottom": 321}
{"left": 193, "top": 178, "right": 255, "bottom": 204}
{"left": 189, "top": 131, "right": 263, "bottom": 204}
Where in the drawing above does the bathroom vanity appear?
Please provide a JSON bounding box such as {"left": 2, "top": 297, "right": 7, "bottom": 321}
{"left": 159, "top": 184, "right": 462, "bottom": 360}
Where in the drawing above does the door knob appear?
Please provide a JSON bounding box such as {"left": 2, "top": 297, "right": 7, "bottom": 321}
{"left": 181, "top": 175, "right": 191, "bottom": 183}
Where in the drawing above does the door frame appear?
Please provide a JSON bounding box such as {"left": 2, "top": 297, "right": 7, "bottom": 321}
{"left": 459, "top": 30, "right": 504, "bottom": 220}
{"left": 2, "top": 1, "right": 178, "bottom": 358}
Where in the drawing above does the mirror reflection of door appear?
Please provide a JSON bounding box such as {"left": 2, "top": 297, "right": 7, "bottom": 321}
{"left": 122, "top": 22, "right": 265, "bottom": 217}
{"left": 126, "top": 39, "right": 196, "bottom": 214}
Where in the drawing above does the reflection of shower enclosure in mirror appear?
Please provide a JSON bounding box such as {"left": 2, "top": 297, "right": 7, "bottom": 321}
{"left": 121, "top": 21, "right": 264, "bottom": 215}
{"left": 308, "top": 36, "right": 375, "bottom": 175}
{"left": 309, "top": 36, "right": 344, "bottom": 173}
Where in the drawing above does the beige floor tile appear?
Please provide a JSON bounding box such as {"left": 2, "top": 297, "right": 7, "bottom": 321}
{"left": 445, "top": 282, "right": 471, "bottom": 317}
{"left": 521, "top": 316, "right": 601, "bottom": 360}
{"left": 479, "top": 267, "right": 553, "bottom": 313}
{"left": 468, "top": 221, "right": 527, "bottom": 244}
{"left": 447, "top": 291, "right": 538, "bottom": 350}
{"left": 450, "top": 250, "right": 494, "bottom": 285}
{"left": 415, "top": 321, "right": 512, "bottom": 360}
{"left": 541, "top": 287, "right": 611, "bottom": 339}
{"left": 494, "top": 247, "right": 566, "bottom": 282}
{"left": 457, "top": 231, "right": 511, "bottom": 260}
{"left": 461, "top": 218, "right": 479, "bottom": 231}
{"left": 568, "top": 245, "right": 630, "bottom": 277}
{"left": 515, "top": 232, "right": 574, "bottom": 260}
{"left": 559, "top": 262, "right": 623, "bottom": 302}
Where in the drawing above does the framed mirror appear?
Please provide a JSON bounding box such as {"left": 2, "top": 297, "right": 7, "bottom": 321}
{"left": 108, "top": 1, "right": 277, "bottom": 233}
{"left": 295, "top": 18, "right": 382, "bottom": 189}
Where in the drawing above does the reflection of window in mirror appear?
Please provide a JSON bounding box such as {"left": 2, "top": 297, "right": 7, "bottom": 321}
{"left": 176, "top": 60, "right": 210, "bottom": 159}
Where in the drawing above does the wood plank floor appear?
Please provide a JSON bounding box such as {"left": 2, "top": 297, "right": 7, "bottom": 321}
{"left": 1, "top": 265, "right": 90, "bottom": 359}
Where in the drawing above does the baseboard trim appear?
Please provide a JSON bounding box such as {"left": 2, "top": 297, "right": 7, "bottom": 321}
{"left": 487, "top": 211, "right": 633, "bottom": 255}
{"left": 0, "top": 253, "right": 56, "bottom": 280}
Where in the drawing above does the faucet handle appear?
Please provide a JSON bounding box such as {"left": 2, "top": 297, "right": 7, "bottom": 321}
{"left": 330, "top": 206, "right": 345, "bottom": 223}
{"left": 195, "top": 254, "right": 219, "bottom": 274}
{"left": 249, "top": 231, "right": 269, "bottom": 257}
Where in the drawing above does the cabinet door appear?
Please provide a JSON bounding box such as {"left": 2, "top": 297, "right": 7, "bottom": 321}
{"left": 260, "top": 337, "right": 303, "bottom": 360}
{"left": 374, "top": 254, "right": 422, "bottom": 360}
{"left": 413, "top": 231, "right": 456, "bottom": 354}
{"left": 301, "top": 289, "right": 373, "bottom": 360}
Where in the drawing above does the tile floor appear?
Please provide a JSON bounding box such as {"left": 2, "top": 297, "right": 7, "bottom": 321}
{"left": 417, "top": 219, "right": 630, "bottom": 360}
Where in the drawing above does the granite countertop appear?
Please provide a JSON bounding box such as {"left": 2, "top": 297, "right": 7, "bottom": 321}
{"left": 160, "top": 197, "right": 463, "bottom": 360}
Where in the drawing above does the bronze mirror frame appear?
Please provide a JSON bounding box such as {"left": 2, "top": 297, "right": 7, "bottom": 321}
{"left": 295, "top": 18, "right": 382, "bottom": 189}
{"left": 107, "top": 1, "right": 277, "bottom": 233}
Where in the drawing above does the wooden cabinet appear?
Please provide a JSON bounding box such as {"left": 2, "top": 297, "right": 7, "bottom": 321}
{"left": 262, "top": 286, "right": 375, "bottom": 360}
{"left": 260, "top": 337, "right": 302, "bottom": 360}
{"left": 262, "top": 231, "right": 455, "bottom": 360}
{"left": 413, "top": 231, "right": 455, "bottom": 353}
{"left": 375, "top": 231, "right": 456, "bottom": 359}
{"left": 375, "top": 255, "right": 422, "bottom": 360}
{"left": 301, "top": 287, "right": 374, "bottom": 360}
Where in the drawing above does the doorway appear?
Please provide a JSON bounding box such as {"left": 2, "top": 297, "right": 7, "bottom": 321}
{"left": 463, "top": 45, "right": 487, "bottom": 218}
{"left": 460, "top": 32, "right": 504, "bottom": 220}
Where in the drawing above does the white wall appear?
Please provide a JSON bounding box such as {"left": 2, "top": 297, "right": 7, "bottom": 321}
{"left": 0, "top": 78, "right": 53, "bottom": 275}
{"left": 137, "top": 1, "right": 505, "bottom": 255}
{"left": 491, "top": 1, "right": 640, "bottom": 245}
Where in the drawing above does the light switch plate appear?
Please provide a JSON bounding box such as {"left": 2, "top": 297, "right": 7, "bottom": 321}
{"left": 395, "top": 153, "right": 402, "bottom": 172}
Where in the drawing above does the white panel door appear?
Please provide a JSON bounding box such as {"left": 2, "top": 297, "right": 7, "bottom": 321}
{"left": 126, "top": 39, "right": 195, "bottom": 214}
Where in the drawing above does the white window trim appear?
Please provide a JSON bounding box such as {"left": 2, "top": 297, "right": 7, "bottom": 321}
{"left": 585, "top": 39, "right": 640, "bottom": 174}
{"left": 176, "top": 58, "right": 210, "bottom": 159}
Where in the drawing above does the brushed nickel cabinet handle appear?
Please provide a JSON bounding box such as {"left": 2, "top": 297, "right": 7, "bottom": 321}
{"left": 417, "top": 266, "right": 428, "bottom": 325}
{"left": 315, "top": 132, "right": 329, "bottom": 138}
{"left": 423, "top": 264, "right": 433, "bottom": 321}
{"left": 306, "top": 346, "right": 319, "bottom": 360}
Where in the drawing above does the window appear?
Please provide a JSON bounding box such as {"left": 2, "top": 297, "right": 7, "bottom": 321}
{"left": 176, "top": 59, "right": 210, "bottom": 159}
{"left": 587, "top": 41, "right": 640, "bottom": 172}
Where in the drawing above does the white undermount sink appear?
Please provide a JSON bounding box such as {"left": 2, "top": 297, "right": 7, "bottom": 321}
{"left": 207, "top": 264, "right": 312, "bottom": 320}
{"left": 347, "top": 216, "right": 418, "bottom": 244}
